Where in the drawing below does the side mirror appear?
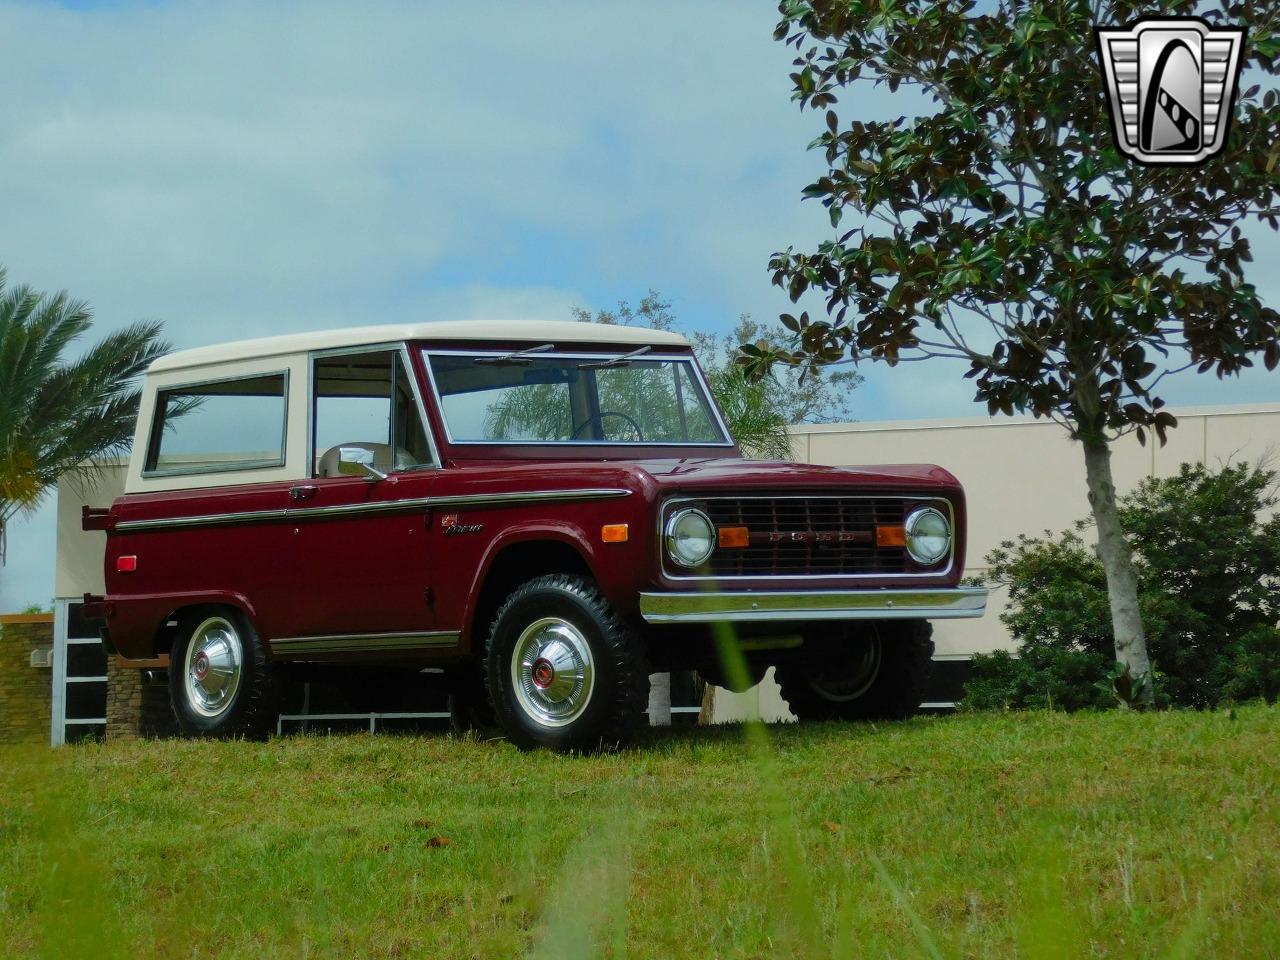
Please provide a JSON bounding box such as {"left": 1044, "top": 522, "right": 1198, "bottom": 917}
{"left": 336, "top": 446, "right": 388, "bottom": 482}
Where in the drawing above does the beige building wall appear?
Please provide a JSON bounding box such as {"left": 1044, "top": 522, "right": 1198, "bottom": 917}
{"left": 55, "top": 464, "right": 127, "bottom": 600}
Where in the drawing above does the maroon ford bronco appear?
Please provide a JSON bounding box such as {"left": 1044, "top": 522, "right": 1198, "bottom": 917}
{"left": 82, "top": 321, "right": 986, "bottom": 751}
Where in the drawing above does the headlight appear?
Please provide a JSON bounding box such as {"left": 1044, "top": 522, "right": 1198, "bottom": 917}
{"left": 905, "top": 507, "right": 951, "bottom": 565}
{"left": 665, "top": 508, "right": 714, "bottom": 568}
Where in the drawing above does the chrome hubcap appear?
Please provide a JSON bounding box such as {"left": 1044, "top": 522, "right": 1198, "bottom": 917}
{"left": 809, "top": 632, "right": 882, "bottom": 703}
{"left": 184, "top": 616, "right": 243, "bottom": 718}
{"left": 511, "top": 617, "right": 595, "bottom": 727}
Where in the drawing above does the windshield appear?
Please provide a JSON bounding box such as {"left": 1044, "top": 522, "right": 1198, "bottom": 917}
{"left": 425, "top": 350, "right": 730, "bottom": 445}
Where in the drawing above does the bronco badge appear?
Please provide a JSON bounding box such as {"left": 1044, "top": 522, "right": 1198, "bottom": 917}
{"left": 440, "top": 513, "right": 483, "bottom": 535}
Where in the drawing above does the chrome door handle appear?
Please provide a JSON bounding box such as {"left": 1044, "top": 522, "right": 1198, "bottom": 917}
{"left": 289, "top": 485, "right": 318, "bottom": 502}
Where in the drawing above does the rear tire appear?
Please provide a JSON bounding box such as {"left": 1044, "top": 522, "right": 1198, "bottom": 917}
{"left": 775, "top": 620, "right": 933, "bottom": 722}
{"left": 169, "top": 606, "right": 277, "bottom": 739}
{"left": 485, "top": 574, "right": 648, "bottom": 752}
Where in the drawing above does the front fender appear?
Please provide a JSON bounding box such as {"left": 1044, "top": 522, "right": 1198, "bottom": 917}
{"left": 456, "top": 518, "right": 646, "bottom": 651}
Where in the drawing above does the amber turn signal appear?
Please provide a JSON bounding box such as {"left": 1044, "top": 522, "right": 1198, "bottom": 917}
{"left": 717, "top": 526, "right": 750, "bottom": 548}
{"left": 601, "top": 523, "right": 629, "bottom": 543}
{"left": 876, "top": 525, "right": 907, "bottom": 548}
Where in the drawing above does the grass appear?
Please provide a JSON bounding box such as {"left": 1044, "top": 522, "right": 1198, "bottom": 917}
{"left": 1, "top": 706, "right": 1278, "bottom": 959}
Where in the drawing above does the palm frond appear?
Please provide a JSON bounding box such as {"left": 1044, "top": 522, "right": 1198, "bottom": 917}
{"left": 0, "top": 267, "right": 171, "bottom": 527}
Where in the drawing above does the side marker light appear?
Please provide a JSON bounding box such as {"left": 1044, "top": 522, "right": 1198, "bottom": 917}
{"left": 876, "top": 526, "right": 907, "bottom": 548}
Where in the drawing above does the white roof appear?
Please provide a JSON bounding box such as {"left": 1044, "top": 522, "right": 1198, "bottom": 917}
{"left": 148, "top": 320, "right": 690, "bottom": 373}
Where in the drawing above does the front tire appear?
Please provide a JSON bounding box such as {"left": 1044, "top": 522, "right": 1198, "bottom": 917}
{"left": 485, "top": 575, "right": 648, "bottom": 752}
{"left": 775, "top": 620, "right": 933, "bottom": 722}
{"left": 169, "top": 606, "right": 277, "bottom": 739}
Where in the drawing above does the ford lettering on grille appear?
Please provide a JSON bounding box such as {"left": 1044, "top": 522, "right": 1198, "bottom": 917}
{"left": 668, "top": 496, "right": 944, "bottom": 578}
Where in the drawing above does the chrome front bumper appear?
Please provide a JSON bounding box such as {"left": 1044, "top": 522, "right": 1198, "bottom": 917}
{"left": 638, "top": 586, "right": 988, "bottom": 624}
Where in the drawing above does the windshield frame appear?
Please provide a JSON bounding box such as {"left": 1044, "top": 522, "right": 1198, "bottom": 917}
{"left": 420, "top": 347, "right": 736, "bottom": 450}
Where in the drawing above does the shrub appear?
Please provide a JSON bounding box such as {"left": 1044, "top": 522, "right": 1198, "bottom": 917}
{"left": 964, "top": 462, "right": 1280, "bottom": 711}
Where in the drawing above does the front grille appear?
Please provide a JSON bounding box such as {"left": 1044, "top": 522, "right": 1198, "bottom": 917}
{"left": 692, "top": 496, "right": 917, "bottom": 577}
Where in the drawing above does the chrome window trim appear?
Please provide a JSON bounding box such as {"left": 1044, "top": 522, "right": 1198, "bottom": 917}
{"left": 657, "top": 494, "right": 957, "bottom": 582}
{"left": 638, "top": 586, "right": 988, "bottom": 624}
{"left": 420, "top": 348, "right": 737, "bottom": 448}
{"left": 306, "top": 342, "right": 442, "bottom": 477}
{"left": 270, "top": 630, "right": 460, "bottom": 655}
{"left": 141, "top": 368, "right": 291, "bottom": 478}
{"left": 112, "top": 486, "right": 632, "bottom": 532}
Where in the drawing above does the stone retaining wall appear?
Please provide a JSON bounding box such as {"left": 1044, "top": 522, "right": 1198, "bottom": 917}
{"left": 107, "top": 660, "right": 177, "bottom": 740}
{"left": 0, "top": 614, "right": 54, "bottom": 744}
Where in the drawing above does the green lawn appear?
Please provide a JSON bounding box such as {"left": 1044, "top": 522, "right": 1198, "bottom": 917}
{"left": 2, "top": 706, "right": 1277, "bottom": 959}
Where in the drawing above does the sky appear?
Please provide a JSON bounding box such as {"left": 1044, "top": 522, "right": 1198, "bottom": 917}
{"left": 1, "top": 0, "right": 1277, "bottom": 611}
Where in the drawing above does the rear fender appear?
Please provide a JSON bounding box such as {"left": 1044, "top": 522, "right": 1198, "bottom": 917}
{"left": 104, "top": 590, "right": 260, "bottom": 660}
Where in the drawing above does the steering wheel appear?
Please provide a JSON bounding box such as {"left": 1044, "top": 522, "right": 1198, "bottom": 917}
{"left": 570, "top": 410, "right": 645, "bottom": 442}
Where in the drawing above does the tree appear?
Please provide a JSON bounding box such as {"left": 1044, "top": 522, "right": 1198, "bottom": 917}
{"left": 573, "top": 291, "right": 862, "bottom": 424}
{"left": 703, "top": 365, "right": 794, "bottom": 461}
{"left": 965, "top": 461, "right": 1280, "bottom": 710}
{"left": 0, "top": 267, "right": 170, "bottom": 559}
{"left": 572, "top": 291, "right": 861, "bottom": 459}
{"left": 746, "top": 0, "right": 1280, "bottom": 702}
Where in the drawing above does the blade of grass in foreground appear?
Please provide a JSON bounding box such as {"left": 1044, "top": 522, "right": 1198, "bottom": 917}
{"left": 707, "top": 622, "right": 828, "bottom": 960}
{"left": 869, "top": 854, "right": 947, "bottom": 960}
{"left": 1164, "top": 770, "right": 1276, "bottom": 960}
{"left": 524, "top": 620, "right": 832, "bottom": 959}
{"left": 525, "top": 772, "right": 635, "bottom": 960}
{"left": 2, "top": 746, "right": 130, "bottom": 960}
{"left": 1010, "top": 822, "right": 1086, "bottom": 960}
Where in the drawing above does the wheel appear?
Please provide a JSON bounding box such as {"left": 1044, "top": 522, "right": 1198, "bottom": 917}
{"left": 775, "top": 620, "right": 934, "bottom": 722}
{"left": 169, "top": 606, "right": 278, "bottom": 739}
{"left": 484, "top": 574, "right": 648, "bottom": 752}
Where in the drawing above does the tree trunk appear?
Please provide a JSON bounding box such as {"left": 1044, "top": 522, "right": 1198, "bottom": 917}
{"left": 647, "top": 672, "right": 672, "bottom": 726}
{"left": 1081, "top": 436, "right": 1153, "bottom": 703}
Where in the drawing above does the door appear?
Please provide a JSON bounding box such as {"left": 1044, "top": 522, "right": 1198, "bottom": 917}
{"left": 273, "top": 347, "right": 447, "bottom": 656}
{"left": 131, "top": 366, "right": 300, "bottom": 644}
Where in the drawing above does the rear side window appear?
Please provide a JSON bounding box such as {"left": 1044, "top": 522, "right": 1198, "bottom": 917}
{"left": 144, "top": 372, "right": 288, "bottom": 475}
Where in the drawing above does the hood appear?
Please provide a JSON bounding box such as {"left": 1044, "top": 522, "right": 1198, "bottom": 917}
{"left": 622, "top": 457, "right": 959, "bottom": 492}
{"left": 451, "top": 456, "right": 959, "bottom": 495}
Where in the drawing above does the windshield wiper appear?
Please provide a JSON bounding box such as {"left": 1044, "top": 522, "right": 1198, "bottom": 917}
{"left": 578, "top": 345, "right": 652, "bottom": 370}
{"left": 474, "top": 343, "right": 555, "bottom": 365}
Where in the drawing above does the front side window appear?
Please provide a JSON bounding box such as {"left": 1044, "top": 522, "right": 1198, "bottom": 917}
{"left": 145, "top": 373, "right": 287, "bottom": 475}
{"left": 312, "top": 350, "right": 433, "bottom": 475}
{"left": 426, "top": 351, "right": 729, "bottom": 445}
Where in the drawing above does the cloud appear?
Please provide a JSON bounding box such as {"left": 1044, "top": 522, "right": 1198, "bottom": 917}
{"left": 0, "top": 1, "right": 830, "bottom": 344}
